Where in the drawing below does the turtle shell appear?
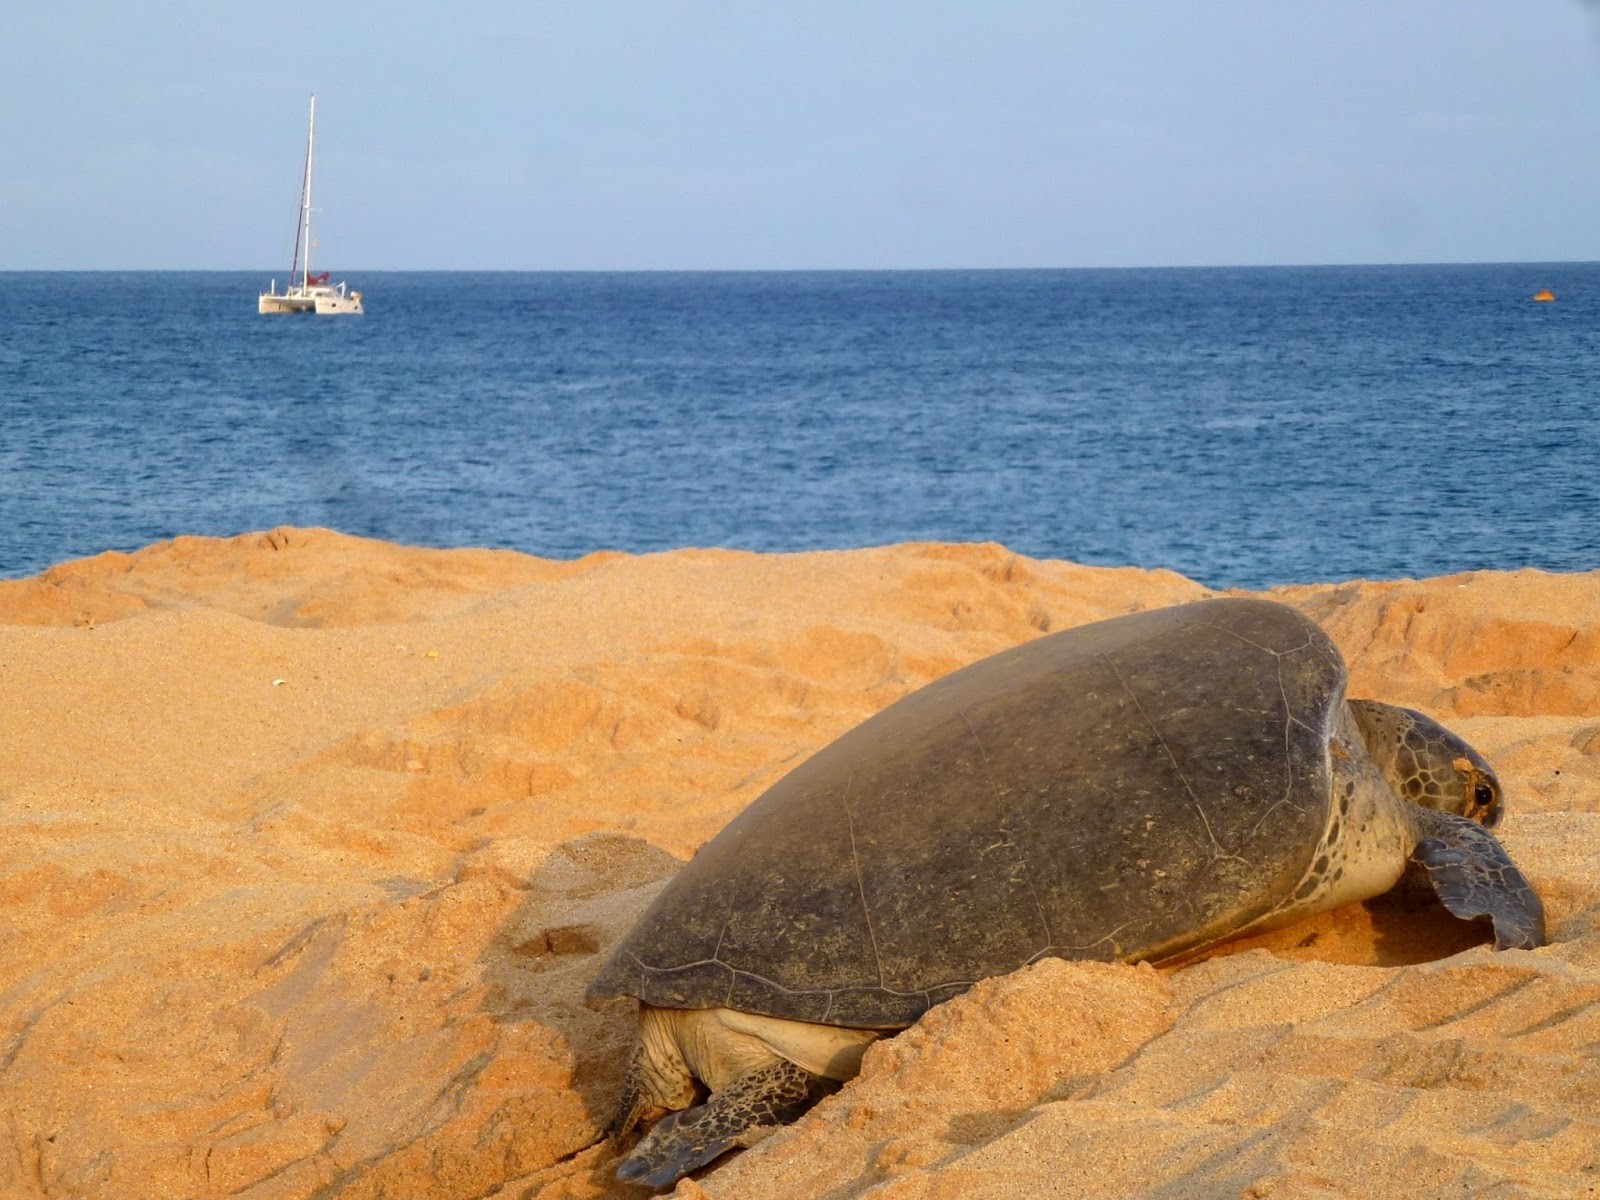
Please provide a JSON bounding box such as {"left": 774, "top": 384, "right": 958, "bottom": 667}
{"left": 587, "top": 597, "right": 1345, "bottom": 1028}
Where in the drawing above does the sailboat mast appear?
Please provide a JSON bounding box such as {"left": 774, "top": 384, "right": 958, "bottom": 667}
{"left": 287, "top": 95, "right": 311, "bottom": 285}
{"left": 302, "top": 94, "right": 316, "bottom": 288}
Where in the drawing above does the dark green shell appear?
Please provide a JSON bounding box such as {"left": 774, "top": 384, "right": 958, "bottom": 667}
{"left": 587, "top": 597, "right": 1344, "bottom": 1028}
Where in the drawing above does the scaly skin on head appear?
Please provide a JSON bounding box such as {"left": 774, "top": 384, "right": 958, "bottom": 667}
{"left": 1346, "top": 699, "right": 1502, "bottom": 826}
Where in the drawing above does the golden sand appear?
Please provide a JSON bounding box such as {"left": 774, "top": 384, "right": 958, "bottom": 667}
{"left": 0, "top": 528, "right": 1593, "bottom": 1199}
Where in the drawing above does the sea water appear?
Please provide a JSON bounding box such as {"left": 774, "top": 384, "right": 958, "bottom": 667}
{"left": 2, "top": 265, "right": 1597, "bottom": 589}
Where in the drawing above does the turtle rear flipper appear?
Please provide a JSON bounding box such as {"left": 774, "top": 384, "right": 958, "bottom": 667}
{"left": 1410, "top": 807, "right": 1546, "bottom": 951}
{"left": 605, "top": 1045, "right": 655, "bottom": 1141}
{"left": 616, "top": 1058, "right": 833, "bottom": 1189}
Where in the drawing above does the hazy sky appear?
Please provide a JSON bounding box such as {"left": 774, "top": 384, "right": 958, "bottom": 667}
{"left": 6, "top": 2, "right": 1600, "bottom": 270}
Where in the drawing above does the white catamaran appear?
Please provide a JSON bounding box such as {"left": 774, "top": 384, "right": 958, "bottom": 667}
{"left": 259, "top": 94, "right": 363, "bottom": 315}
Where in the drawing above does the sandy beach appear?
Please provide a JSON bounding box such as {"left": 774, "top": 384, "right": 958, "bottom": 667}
{"left": 1, "top": 527, "right": 1595, "bottom": 1199}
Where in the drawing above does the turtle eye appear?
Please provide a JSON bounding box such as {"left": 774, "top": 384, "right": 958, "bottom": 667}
{"left": 1473, "top": 781, "right": 1499, "bottom": 824}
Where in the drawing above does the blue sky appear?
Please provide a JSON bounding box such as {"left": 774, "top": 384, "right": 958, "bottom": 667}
{"left": 5, "top": 2, "right": 1600, "bottom": 270}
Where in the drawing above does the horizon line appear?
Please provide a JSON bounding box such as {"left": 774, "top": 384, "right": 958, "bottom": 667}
{"left": 2, "top": 258, "right": 1596, "bottom": 275}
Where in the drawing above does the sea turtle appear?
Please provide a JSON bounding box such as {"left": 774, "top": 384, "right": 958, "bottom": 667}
{"left": 586, "top": 597, "right": 1545, "bottom": 1189}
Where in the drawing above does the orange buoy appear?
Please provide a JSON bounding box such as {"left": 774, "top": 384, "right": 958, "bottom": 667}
{"left": 1533, "top": 289, "right": 1556, "bottom": 302}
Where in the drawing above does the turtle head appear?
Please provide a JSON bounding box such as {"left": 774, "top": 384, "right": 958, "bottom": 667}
{"left": 1346, "top": 699, "right": 1502, "bottom": 827}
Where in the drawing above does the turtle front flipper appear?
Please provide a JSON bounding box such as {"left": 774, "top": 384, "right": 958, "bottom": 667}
{"left": 616, "top": 1058, "right": 832, "bottom": 1189}
{"left": 1410, "top": 807, "right": 1547, "bottom": 950}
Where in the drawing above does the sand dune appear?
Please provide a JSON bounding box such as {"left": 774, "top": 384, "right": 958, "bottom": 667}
{"left": 0, "top": 529, "right": 1593, "bottom": 1199}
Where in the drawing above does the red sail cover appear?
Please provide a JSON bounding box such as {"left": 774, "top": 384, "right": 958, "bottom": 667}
{"left": 307, "top": 271, "right": 331, "bottom": 285}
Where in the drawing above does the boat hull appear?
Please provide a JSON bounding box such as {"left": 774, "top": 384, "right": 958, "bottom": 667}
{"left": 314, "top": 291, "right": 363, "bottom": 315}
{"left": 258, "top": 292, "right": 316, "bottom": 314}
{"left": 258, "top": 285, "right": 363, "bottom": 315}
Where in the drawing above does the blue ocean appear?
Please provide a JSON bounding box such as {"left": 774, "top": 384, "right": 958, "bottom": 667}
{"left": 2, "top": 265, "right": 1597, "bottom": 589}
